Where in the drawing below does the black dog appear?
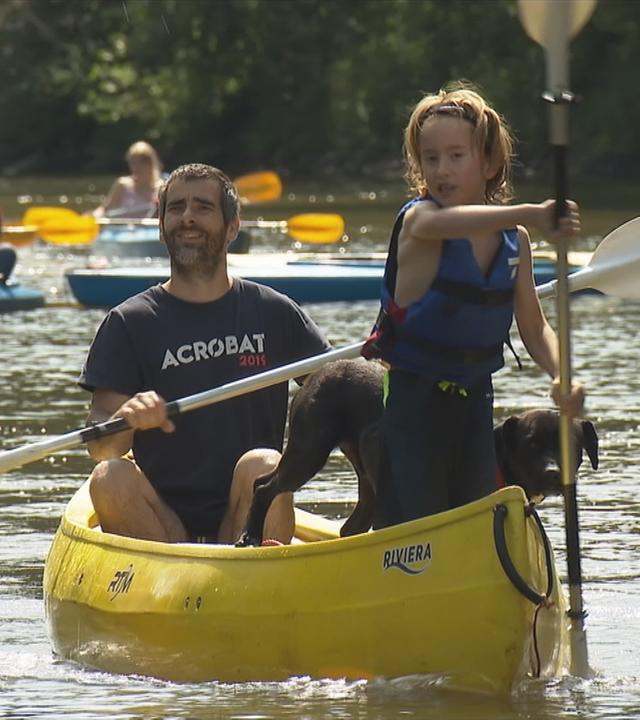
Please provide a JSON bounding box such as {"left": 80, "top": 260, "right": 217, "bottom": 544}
{"left": 237, "top": 360, "right": 599, "bottom": 546}
{"left": 494, "top": 408, "right": 598, "bottom": 500}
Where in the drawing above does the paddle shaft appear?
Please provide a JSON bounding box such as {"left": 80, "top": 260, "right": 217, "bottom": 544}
{"left": 553, "top": 143, "right": 586, "bottom": 626}
{"left": 27, "top": 210, "right": 344, "bottom": 245}
{"left": 549, "top": 41, "right": 590, "bottom": 674}
{"left": 528, "top": 0, "right": 595, "bottom": 676}
{"left": 91, "top": 217, "right": 299, "bottom": 230}
{"left": 0, "top": 342, "right": 364, "bottom": 474}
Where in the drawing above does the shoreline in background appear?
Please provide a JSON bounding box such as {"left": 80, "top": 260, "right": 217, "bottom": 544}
{"left": 1, "top": 175, "right": 636, "bottom": 249}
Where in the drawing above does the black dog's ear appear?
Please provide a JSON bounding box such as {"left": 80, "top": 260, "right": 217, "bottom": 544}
{"left": 494, "top": 416, "right": 520, "bottom": 463}
{"left": 581, "top": 420, "right": 599, "bottom": 470}
{"left": 501, "top": 416, "right": 521, "bottom": 448}
{"left": 494, "top": 423, "right": 504, "bottom": 461}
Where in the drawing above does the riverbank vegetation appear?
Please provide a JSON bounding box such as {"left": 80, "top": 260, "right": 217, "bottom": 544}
{"left": 1, "top": 0, "right": 636, "bottom": 181}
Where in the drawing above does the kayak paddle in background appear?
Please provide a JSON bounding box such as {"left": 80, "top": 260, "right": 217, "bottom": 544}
{"left": 235, "top": 171, "right": 283, "bottom": 204}
{"left": 518, "top": 0, "right": 598, "bottom": 679}
{"left": 1, "top": 224, "right": 39, "bottom": 247}
{"left": 244, "top": 213, "right": 346, "bottom": 244}
{"left": 20, "top": 207, "right": 346, "bottom": 246}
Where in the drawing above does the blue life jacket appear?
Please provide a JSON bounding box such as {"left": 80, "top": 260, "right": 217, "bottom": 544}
{"left": 366, "top": 197, "right": 520, "bottom": 384}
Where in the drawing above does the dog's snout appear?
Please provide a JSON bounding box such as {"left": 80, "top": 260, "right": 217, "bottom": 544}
{"left": 543, "top": 467, "right": 560, "bottom": 482}
{"left": 540, "top": 463, "right": 562, "bottom": 495}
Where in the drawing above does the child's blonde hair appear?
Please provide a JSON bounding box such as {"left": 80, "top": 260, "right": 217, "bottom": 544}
{"left": 404, "top": 82, "right": 514, "bottom": 204}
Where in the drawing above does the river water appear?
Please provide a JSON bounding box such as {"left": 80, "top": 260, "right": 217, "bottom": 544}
{"left": 1, "top": 181, "right": 639, "bottom": 719}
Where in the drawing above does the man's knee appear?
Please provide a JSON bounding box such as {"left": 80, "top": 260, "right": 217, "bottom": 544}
{"left": 89, "top": 457, "right": 138, "bottom": 507}
{"left": 233, "top": 448, "right": 281, "bottom": 488}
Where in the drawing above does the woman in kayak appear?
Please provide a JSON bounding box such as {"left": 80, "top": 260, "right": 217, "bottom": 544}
{"left": 93, "top": 140, "right": 163, "bottom": 218}
{"left": 365, "top": 82, "right": 585, "bottom": 526}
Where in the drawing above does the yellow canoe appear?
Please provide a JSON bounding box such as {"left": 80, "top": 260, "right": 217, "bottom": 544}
{"left": 44, "top": 480, "right": 570, "bottom": 694}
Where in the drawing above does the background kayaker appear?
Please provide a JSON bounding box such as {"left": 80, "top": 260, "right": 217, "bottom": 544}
{"left": 365, "top": 82, "right": 585, "bottom": 527}
{"left": 0, "top": 244, "right": 16, "bottom": 284}
{"left": 92, "top": 140, "right": 164, "bottom": 218}
{"left": 79, "top": 163, "right": 331, "bottom": 544}
{"left": 0, "top": 209, "right": 17, "bottom": 284}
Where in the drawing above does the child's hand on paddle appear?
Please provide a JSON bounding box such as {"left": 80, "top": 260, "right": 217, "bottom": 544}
{"left": 537, "top": 199, "right": 581, "bottom": 241}
{"left": 550, "top": 378, "right": 585, "bottom": 418}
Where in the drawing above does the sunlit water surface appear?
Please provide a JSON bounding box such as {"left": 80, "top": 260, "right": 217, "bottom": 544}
{"left": 1, "top": 186, "right": 639, "bottom": 719}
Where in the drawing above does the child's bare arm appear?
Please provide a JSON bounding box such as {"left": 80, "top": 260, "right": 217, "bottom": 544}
{"left": 514, "top": 227, "right": 585, "bottom": 416}
{"left": 402, "top": 198, "right": 579, "bottom": 242}
{"left": 514, "top": 226, "right": 559, "bottom": 378}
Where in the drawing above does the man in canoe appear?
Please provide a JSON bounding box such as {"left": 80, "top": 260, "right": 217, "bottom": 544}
{"left": 80, "top": 163, "right": 331, "bottom": 544}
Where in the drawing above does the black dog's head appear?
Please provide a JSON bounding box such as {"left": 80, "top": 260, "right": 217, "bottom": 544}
{"left": 494, "top": 409, "right": 599, "bottom": 500}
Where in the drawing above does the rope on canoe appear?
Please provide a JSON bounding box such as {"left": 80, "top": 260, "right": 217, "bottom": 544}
{"left": 493, "top": 503, "right": 556, "bottom": 678}
{"left": 492, "top": 503, "right": 554, "bottom": 606}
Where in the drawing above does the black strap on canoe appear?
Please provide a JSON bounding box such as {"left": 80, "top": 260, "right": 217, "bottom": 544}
{"left": 493, "top": 503, "right": 554, "bottom": 605}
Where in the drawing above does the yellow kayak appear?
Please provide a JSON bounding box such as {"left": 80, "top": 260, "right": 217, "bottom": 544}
{"left": 44, "top": 480, "right": 570, "bottom": 694}
{"left": 2, "top": 224, "right": 38, "bottom": 247}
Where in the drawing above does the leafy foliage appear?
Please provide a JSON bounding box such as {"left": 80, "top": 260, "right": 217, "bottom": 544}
{"left": 0, "top": 0, "right": 636, "bottom": 179}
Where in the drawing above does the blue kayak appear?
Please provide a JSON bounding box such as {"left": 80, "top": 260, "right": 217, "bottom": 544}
{"left": 94, "top": 226, "right": 251, "bottom": 258}
{"left": 0, "top": 283, "right": 45, "bottom": 313}
{"left": 65, "top": 252, "right": 587, "bottom": 309}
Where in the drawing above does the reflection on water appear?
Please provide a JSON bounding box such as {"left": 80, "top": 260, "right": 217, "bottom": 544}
{"left": 1, "top": 192, "right": 640, "bottom": 719}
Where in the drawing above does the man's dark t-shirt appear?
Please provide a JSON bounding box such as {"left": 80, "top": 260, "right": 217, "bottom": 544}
{"left": 79, "top": 279, "right": 331, "bottom": 535}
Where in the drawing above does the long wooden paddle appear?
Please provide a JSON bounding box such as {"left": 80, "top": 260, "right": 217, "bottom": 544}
{"left": 518, "top": 0, "right": 597, "bottom": 679}
{"left": 18, "top": 209, "right": 345, "bottom": 245}
{"left": 0, "top": 343, "right": 363, "bottom": 474}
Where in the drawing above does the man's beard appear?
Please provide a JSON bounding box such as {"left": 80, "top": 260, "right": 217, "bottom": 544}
{"left": 164, "top": 225, "right": 227, "bottom": 280}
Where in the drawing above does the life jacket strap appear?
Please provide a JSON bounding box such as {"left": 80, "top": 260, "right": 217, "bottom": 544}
{"left": 361, "top": 305, "right": 403, "bottom": 360}
{"left": 395, "top": 329, "right": 503, "bottom": 366}
{"left": 431, "top": 277, "right": 514, "bottom": 306}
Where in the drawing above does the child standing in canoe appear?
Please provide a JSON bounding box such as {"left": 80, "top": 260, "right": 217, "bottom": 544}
{"left": 365, "top": 82, "right": 585, "bottom": 526}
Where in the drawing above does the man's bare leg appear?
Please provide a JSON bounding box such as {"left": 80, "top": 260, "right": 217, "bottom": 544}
{"left": 217, "top": 448, "right": 294, "bottom": 544}
{"left": 89, "top": 457, "right": 188, "bottom": 542}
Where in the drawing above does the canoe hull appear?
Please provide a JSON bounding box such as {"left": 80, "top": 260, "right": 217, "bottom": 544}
{"left": 44, "top": 482, "right": 569, "bottom": 693}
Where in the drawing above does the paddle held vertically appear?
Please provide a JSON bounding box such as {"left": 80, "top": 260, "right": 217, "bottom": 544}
{"left": 518, "top": 0, "right": 598, "bottom": 679}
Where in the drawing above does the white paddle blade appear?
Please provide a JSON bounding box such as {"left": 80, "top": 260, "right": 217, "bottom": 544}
{"left": 588, "top": 216, "right": 640, "bottom": 267}
{"left": 577, "top": 216, "right": 640, "bottom": 299}
{"left": 517, "top": 0, "right": 598, "bottom": 46}
{"left": 537, "top": 216, "right": 640, "bottom": 301}
{"left": 517, "top": 0, "right": 597, "bottom": 90}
